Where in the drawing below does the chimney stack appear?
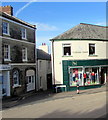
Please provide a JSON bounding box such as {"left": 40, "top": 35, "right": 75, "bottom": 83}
{"left": 0, "top": 6, "right": 13, "bottom": 15}
{"left": 39, "top": 43, "right": 49, "bottom": 54}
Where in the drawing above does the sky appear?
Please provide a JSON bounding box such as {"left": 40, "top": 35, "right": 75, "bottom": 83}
{"left": 1, "top": 1, "right": 106, "bottom": 53}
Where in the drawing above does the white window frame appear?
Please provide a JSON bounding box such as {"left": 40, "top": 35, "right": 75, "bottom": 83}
{"left": 21, "top": 28, "right": 27, "bottom": 40}
{"left": 2, "top": 22, "right": 10, "bottom": 35}
{"left": 89, "top": 43, "right": 95, "bottom": 55}
{"left": 22, "top": 47, "right": 27, "bottom": 62}
{"left": 62, "top": 43, "right": 71, "bottom": 56}
{"left": 4, "top": 44, "right": 11, "bottom": 61}
{"left": 13, "top": 70, "right": 20, "bottom": 88}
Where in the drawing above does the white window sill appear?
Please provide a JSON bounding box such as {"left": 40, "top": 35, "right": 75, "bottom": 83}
{"left": 13, "top": 85, "right": 21, "bottom": 88}
{"left": 4, "top": 59, "right": 11, "bottom": 62}
{"left": 3, "top": 33, "right": 10, "bottom": 36}
{"left": 22, "top": 37, "right": 27, "bottom": 40}
{"left": 88, "top": 55, "right": 98, "bottom": 57}
{"left": 62, "top": 55, "right": 73, "bottom": 57}
{"left": 2, "top": 93, "right": 6, "bottom": 96}
{"left": 22, "top": 59, "right": 28, "bottom": 62}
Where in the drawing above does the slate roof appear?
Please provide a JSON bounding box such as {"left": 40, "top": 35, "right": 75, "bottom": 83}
{"left": 0, "top": 11, "right": 36, "bottom": 29}
{"left": 37, "top": 49, "right": 51, "bottom": 60}
{"left": 51, "top": 23, "right": 107, "bottom": 40}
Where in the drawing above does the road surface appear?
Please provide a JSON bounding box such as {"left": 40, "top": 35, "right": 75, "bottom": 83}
{"left": 2, "top": 90, "right": 106, "bottom": 119}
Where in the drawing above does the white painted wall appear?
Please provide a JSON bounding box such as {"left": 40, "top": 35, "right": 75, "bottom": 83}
{"left": 38, "top": 60, "right": 52, "bottom": 91}
{"left": 39, "top": 44, "right": 49, "bottom": 53}
{"left": 52, "top": 40, "right": 107, "bottom": 85}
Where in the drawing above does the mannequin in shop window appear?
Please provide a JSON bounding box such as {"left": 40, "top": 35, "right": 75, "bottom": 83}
{"left": 89, "top": 71, "right": 92, "bottom": 83}
{"left": 83, "top": 72, "right": 87, "bottom": 85}
{"left": 91, "top": 72, "right": 95, "bottom": 83}
{"left": 73, "top": 71, "right": 76, "bottom": 82}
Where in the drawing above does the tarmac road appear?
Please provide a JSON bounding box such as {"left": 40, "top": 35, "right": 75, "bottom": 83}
{"left": 2, "top": 89, "right": 106, "bottom": 119}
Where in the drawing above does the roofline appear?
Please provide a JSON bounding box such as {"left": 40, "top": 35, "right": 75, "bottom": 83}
{"left": 80, "top": 23, "right": 107, "bottom": 28}
{"left": 0, "top": 12, "right": 36, "bottom": 29}
{"left": 50, "top": 38, "right": 108, "bottom": 42}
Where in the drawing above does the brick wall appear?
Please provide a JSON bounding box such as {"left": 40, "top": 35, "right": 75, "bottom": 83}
{"left": 0, "top": 6, "right": 13, "bottom": 15}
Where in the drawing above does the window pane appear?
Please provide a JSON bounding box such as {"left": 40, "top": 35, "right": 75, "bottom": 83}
{"left": 70, "top": 68, "right": 83, "bottom": 86}
{"left": 21, "top": 28, "right": 26, "bottom": 39}
{"left": 89, "top": 44, "right": 95, "bottom": 55}
{"left": 22, "top": 48, "right": 27, "bottom": 61}
{"left": 4, "top": 45, "right": 9, "bottom": 59}
{"left": 3, "top": 22, "right": 8, "bottom": 34}
{"left": 13, "top": 70, "right": 19, "bottom": 85}
{"left": 64, "top": 47, "right": 71, "bottom": 55}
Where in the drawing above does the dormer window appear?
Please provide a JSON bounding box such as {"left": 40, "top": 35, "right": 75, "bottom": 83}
{"left": 21, "top": 28, "right": 26, "bottom": 39}
{"left": 2, "top": 22, "right": 9, "bottom": 35}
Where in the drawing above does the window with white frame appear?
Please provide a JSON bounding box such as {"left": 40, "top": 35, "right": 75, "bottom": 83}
{"left": 22, "top": 48, "right": 27, "bottom": 61}
{"left": 2, "top": 22, "right": 9, "bottom": 35}
{"left": 13, "top": 70, "right": 19, "bottom": 86}
{"left": 89, "top": 43, "right": 95, "bottom": 55}
{"left": 21, "top": 28, "right": 26, "bottom": 39}
{"left": 63, "top": 44, "right": 71, "bottom": 56}
{"left": 4, "top": 44, "right": 10, "bottom": 61}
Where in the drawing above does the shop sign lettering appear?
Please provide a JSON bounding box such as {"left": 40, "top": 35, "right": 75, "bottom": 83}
{"left": 0, "top": 65, "right": 11, "bottom": 70}
{"left": 73, "top": 51, "right": 88, "bottom": 53}
{"left": 72, "top": 61, "right": 77, "bottom": 66}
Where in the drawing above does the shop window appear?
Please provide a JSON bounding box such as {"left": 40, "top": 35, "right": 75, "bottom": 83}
{"left": 4, "top": 44, "right": 10, "bottom": 61}
{"left": 89, "top": 44, "right": 95, "bottom": 55}
{"left": 84, "top": 67, "right": 99, "bottom": 85}
{"left": 2, "top": 22, "right": 9, "bottom": 35}
{"left": 13, "top": 70, "right": 19, "bottom": 87}
{"left": 63, "top": 44, "right": 71, "bottom": 56}
{"left": 69, "top": 68, "right": 83, "bottom": 86}
{"left": 22, "top": 48, "right": 27, "bottom": 61}
{"left": 21, "top": 28, "right": 26, "bottom": 39}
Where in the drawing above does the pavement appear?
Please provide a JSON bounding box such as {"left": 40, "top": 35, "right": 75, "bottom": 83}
{"left": 2, "top": 84, "right": 107, "bottom": 110}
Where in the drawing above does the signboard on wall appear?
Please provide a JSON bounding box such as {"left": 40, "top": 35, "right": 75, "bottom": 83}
{"left": 0, "top": 65, "right": 11, "bottom": 70}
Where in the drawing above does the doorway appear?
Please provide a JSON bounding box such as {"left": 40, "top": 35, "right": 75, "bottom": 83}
{"left": 26, "top": 70, "right": 35, "bottom": 92}
{"left": 101, "top": 68, "right": 106, "bottom": 84}
{"left": 47, "top": 73, "right": 52, "bottom": 90}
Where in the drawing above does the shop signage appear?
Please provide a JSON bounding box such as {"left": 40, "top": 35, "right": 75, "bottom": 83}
{"left": 0, "top": 65, "right": 11, "bottom": 70}
{"left": 73, "top": 51, "right": 88, "bottom": 53}
{"left": 72, "top": 61, "right": 77, "bottom": 66}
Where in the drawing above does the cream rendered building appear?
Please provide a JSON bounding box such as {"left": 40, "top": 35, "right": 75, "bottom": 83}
{"left": 51, "top": 23, "right": 108, "bottom": 92}
{"left": 37, "top": 44, "right": 52, "bottom": 91}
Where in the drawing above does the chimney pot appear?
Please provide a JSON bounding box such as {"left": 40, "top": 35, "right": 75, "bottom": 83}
{"left": 0, "top": 5, "right": 13, "bottom": 15}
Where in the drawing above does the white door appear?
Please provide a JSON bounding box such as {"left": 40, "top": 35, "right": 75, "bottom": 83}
{"left": 27, "top": 76, "right": 35, "bottom": 92}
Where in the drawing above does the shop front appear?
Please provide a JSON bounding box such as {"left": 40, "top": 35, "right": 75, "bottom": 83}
{"left": 0, "top": 65, "right": 11, "bottom": 97}
{"left": 63, "top": 59, "right": 108, "bottom": 91}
